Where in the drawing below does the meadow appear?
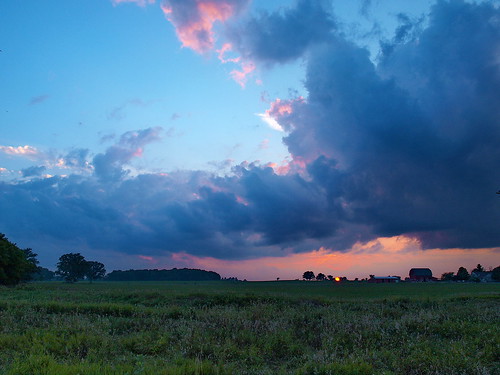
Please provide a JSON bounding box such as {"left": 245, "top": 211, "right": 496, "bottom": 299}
{"left": 0, "top": 281, "right": 498, "bottom": 375}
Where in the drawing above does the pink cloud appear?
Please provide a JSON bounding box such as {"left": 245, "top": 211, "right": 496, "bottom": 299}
{"left": 0, "top": 145, "right": 41, "bottom": 159}
{"left": 257, "top": 97, "right": 304, "bottom": 131}
{"left": 217, "top": 43, "right": 241, "bottom": 63}
{"left": 111, "top": 0, "right": 155, "bottom": 6}
{"left": 138, "top": 255, "right": 155, "bottom": 262}
{"left": 230, "top": 61, "right": 255, "bottom": 88}
{"left": 161, "top": 0, "right": 249, "bottom": 53}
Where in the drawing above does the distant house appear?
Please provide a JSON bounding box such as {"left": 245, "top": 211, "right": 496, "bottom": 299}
{"left": 470, "top": 271, "right": 493, "bottom": 282}
{"left": 409, "top": 268, "right": 437, "bottom": 282}
{"left": 368, "top": 275, "right": 401, "bottom": 283}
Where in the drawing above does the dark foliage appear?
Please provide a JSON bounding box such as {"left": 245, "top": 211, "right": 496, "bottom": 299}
{"left": 441, "top": 272, "right": 455, "bottom": 281}
{"left": 106, "top": 268, "right": 221, "bottom": 281}
{"left": 56, "top": 253, "right": 89, "bottom": 283}
{"left": 455, "top": 267, "right": 470, "bottom": 281}
{"left": 472, "top": 264, "right": 484, "bottom": 273}
{"left": 302, "top": 271, "right": 315, "bottom": 280}
{"left": 86, "top": 261, "right": 106, "bottom": 283}
{"left": 0, "top": 233, "right": 38, "bottom": 285}
{"left": 316, "top": 273, "right": 326, "bottom": 281}
{"left": 31, "top": 267, "right": 56, "bottom": 281}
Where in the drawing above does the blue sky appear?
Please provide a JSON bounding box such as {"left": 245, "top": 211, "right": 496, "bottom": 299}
{"left": 0, "top": 0, "right": 499, "bottom": 280}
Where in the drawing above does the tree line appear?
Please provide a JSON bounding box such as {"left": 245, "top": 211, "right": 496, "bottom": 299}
{"left": 107, "top": 268, "right": 221, "bottom": 281}
{"left": 1, "top": 233, "right": 221, "bottom": 285}
{"left": 0, "top": 233, "right": 105, "bottom": 285}
{"left": 441, "top": 264, "right": 500, "bottom": 282}
{"left": 301, "top": 264, "right": 500, "bottom": 282}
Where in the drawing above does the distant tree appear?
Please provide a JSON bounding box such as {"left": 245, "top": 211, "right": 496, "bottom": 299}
{"left": 85, "top": 261, "right": 106, "bottom": 283}
{"left": 472, "top": 264, "right": 484, "bottom": 273}
{"left": 441, "top": 272, "right": 455, "bottom": 281}
{"left": 492, "top": 266, "right": 500, "bottom": 281}
{"left": 327, "top": 275, "right": 334, "bottom": 281}
{"left": 316, "top": 273, "right": 326, "bottom": 281}
{"left": 56, "top": 253, "right": 88, "bottom": 283}
{"left": 31, "top": 267, "right": 55, "bottom": 281}
{"left": 0, "top": 233, "right": 38, "bottom": 285}
{"left": 455, "top": 267, "right": 470, "bottom": 281}
{"left": 302, "top": 271, "right": 315, "bottom": 281}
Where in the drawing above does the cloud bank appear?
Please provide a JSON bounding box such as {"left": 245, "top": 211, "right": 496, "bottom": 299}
{"left": 1, "top": 0, "right": 499, "bottom": 267}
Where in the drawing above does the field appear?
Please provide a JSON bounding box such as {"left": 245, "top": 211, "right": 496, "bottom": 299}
{"left": 0, "top": 281, "right": 498, "bottom": 375}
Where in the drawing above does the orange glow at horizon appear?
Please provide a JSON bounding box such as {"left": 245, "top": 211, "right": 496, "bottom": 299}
{"left": 163, "top": 236, "right": 499, "bottom": 281}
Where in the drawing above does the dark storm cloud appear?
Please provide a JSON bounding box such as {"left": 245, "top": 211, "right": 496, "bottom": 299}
{"left": 228, "top": 0, "right": 335, "bottom": 64}
{"left": 1, "top": 1, "right": 499, "bottom": 264}
{"left": 277, "top": 0, "right": 500, "bottom": 249}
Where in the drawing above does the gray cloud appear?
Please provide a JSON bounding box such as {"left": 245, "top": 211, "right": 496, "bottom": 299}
{"left": 92, "top": 127, "right": 162, "bottom": 182}
{"left": 21, "top": 165, "right": 47, "bottom": 178}
{"left": 228, "top": 0, "right": 335, "bottom": 65}
{"left": 276, "top": 0, "right": 500, "bottom": 249}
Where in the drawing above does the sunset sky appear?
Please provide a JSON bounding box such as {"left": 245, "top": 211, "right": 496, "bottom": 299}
{"left": 1, "top": 0, "right": 499, "bottom": 280}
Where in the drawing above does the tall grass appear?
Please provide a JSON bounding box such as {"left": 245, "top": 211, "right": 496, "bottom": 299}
{"left": 0, "top": 281, "right": 498, "bottom": 374}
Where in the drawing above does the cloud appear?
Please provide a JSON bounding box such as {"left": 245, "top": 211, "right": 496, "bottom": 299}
{"left": 93, "top": 127, "right": 162, "bottom": 182}
{"left": 29, "top": 95, "right": 49, "bottom": 105}
{"left": 229, "top": 61, "right": 255, "bottom": 87}
{"left": 111, "top": 0, "right": 155, "bottom": 6}
{"left": 278, "top": 0, "right": 500, "bottom": 249}
{"left": 161, "top": 0, "right": 250, "bottom": 53}
{"left": 21, "top": 166, "right": 47, "bottom": 178}
{"left": 0, "top": 145, "right": 43, "bottom": 160}
{"left": 257, "top": 97, "right": 304, "bottom": 132}
{"left": 228, "top": 0, "right": 336, "bottom": 65}
{"left": 59, "top": 149, "right": 92, "bottom": 172}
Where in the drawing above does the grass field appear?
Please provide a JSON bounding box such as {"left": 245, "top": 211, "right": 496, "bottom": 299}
{"left": 0, "top": 281, "right": 498, "bottom": 374}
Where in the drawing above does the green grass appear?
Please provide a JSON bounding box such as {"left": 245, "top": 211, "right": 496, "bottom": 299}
{"left": 0, "top": 281, "right": 498, "bottom": 374}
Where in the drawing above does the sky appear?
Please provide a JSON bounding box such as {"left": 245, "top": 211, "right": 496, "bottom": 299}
{"left": 0, "top": 0, "right": 499, "bottom": 280}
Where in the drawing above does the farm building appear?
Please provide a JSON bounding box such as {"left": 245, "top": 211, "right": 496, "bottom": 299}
{"left": 408, "top": 268, "right": 437, "bottom": 281}
{"left": 470, "top": 271, "right": 493, "bottom": 282}
{"left": 368, "top": 276, "right": 401, "bottom": 283}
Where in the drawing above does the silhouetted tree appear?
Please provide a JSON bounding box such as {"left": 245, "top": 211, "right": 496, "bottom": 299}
{"left": 302, "top": 271, "right": 315, "bottom": 280}
{"left": 472, "top": 264, "right": 484, "bottom": 273}
{"left": 56, "top": 253, "right": 88, "bottom": 283}
{"left": 0, "top": 233, "right": 38, "bottom": 285}
{"left": 86, "top": 261, "right": 106, "bottom": 283}
{"left": 316, "top": 273, "right": 326, "bottom": 281}
{"left": 327, "top": 275, "right": 334, "bottom": 281}
{"left": 441, "top": 272, "right": 455, "bottom": 281}
{"left": 455, "top": 267, "right": 470, "bottom": 281}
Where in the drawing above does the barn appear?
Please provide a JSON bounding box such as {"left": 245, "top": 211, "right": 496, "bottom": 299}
{"left": 409, "top": 268, "right": 436, "bottom": 281}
